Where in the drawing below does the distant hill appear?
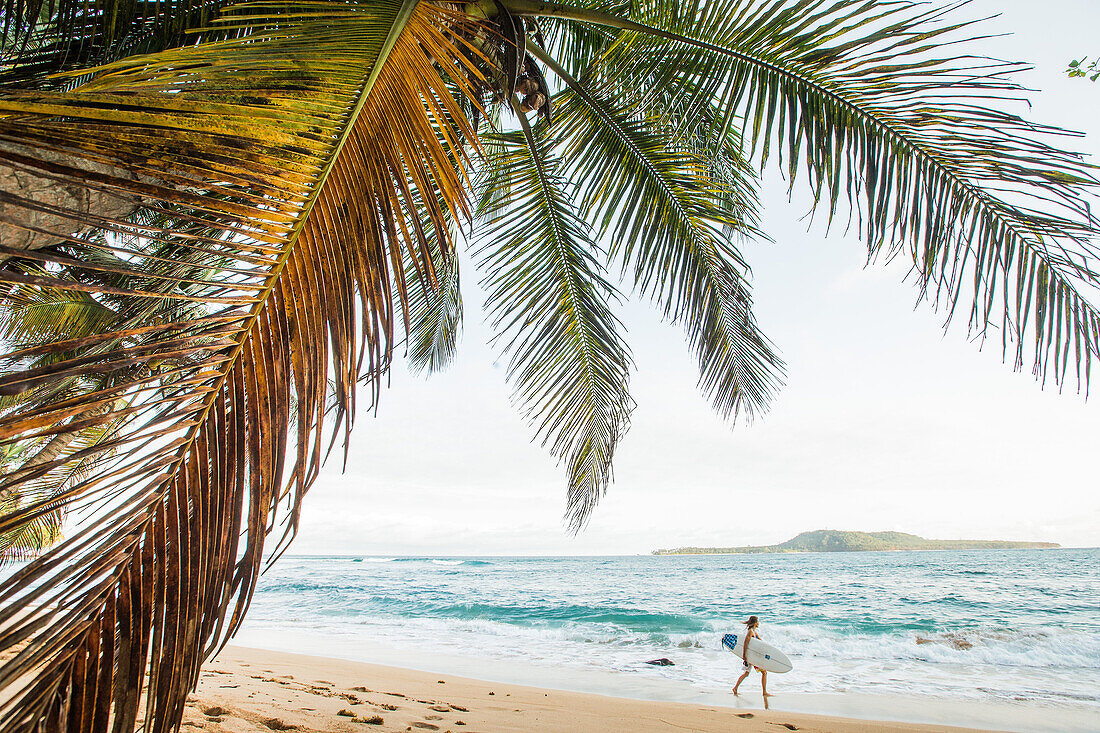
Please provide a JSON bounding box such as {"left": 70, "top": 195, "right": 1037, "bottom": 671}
{"left": 652, "top": 530, "right": 1060, "bottom": 555}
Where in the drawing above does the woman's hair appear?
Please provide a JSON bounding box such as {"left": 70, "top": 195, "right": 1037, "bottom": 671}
{"left": 745, "top": 615, "right": 759, "bottom": 629}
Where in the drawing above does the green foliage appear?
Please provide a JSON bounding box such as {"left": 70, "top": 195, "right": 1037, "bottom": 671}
{"left": 1067, "top": 57, "right": 1100, "bottom": 81}
{"left": 475, "top": 121, "right": 633, "bottom": 528}
{"left": 542, "top": 53, "right": 782, "bottom": 420}
{"left": 0, "top": 0, "right": 232, "bottom": 89}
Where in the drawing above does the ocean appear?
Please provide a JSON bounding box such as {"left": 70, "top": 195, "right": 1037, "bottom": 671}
{"left": 233, "top": 549, "right": 1100, "bottom": 729}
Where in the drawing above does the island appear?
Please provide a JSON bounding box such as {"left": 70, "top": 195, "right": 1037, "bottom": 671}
{"left": 652, "top": 530, "right": 1060, "bottom": 555}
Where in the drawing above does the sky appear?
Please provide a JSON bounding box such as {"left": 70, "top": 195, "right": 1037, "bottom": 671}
{"left": 288, "top": 0, "right": 1100, "bottom": 556}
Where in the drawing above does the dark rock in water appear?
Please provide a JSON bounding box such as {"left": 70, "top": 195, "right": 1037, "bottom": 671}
{"left": 646, "top": 658, "right": 675, "bottom": 666}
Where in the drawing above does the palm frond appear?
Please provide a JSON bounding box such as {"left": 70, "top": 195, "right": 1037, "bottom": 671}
{"left": 0, "top": 416, "right": 115, "bottom": 562}
{"left": 0, "top": 1, "right": 481, "bottom": 730}
{"left": 475, "top": 117, "right": 633, "bottom": 529}
{"left": 0, "top": 277, "right": 118, "bottom": 354}
{"left": 533, "top": 43, "right": 784, "bottom": 419}
{"left": 534, "top": 0, "right": 634, "bottom": 78}
{"left": 505, "top": 0, "right": 1100, "bottom": 391}
{"left": 397, "top": 179, "right": 464, "bottom": 376}
{"left": 0, "top": 506, "right": 61, "bottom": 558}
{"left": 405, "top": 246, "right": 463, "bottom": 376}
{"left": 0, "top": 0, "right": 230, "bottom": 88}
{"left": 0, "top": 230, "right": 220, "bottom": 536}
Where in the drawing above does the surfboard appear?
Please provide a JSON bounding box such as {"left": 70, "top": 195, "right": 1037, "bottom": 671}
{"left": 721, "top": 632, "right": 793, "bottom": 673}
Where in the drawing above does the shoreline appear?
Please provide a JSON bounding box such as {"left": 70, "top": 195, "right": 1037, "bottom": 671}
{"left": 182, "top": 645, "right": 1071, "bottom": 733}
{"left": 227, "top": 628, "right": 1098, "bottom": 733}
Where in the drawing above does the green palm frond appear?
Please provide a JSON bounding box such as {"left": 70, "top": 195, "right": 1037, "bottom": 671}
{"left": 0, "top": 505, "right": 61, "bottom": 558}
{"left": 398, "top": 181, "right": 465, "bottom": 376}
{"left": 0, "top": 270, "right": 119, "bottom": 414}
{"left": 534, "top": 45, "right": 783, "bottom": 419}
{"left": 406, "top": 246, "right": 463, "bottom": 376}
{"left": 0, "top": 415, "right": 115, "bottom": 562}
{"left": 475, "top": 118, "right": 633, "bottom": 529}
{"left": 504, "top": 0, "right": 1100, "bottom": 389}
{"left": 533, "top": 0, "right": 633, "bottom": 78}
{"left": 0, "top": 278, "right": 117, "bottom": 352}
{"left": 0, "top": 0, "right": 231, "bottom": 88}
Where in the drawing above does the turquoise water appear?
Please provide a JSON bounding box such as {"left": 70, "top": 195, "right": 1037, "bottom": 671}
{"left": 238, "top": 549, "right": 1100, "bottom": 712}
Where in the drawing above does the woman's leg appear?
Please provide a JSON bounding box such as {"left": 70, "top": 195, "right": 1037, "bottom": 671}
{"left": 761, "top": 670, "right": 771, "bottom": 697}
{"left": 732, "top": 669, "right": 750, "bottom": 694}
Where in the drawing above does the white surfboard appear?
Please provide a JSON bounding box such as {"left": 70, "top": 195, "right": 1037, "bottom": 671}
{"left": 722, "top": 632, "right": 793, "bottom": 673}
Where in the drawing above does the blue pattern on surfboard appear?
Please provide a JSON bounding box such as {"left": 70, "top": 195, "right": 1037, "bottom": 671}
{"left": 722, "top": 632, "right": 793, "bottom": 673}
{"left": 724, "top": 633, "right": 770, "bottom": 660}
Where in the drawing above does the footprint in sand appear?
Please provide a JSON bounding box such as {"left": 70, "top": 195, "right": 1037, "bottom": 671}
{"left": 260, "top": 677, "right": 290, "bottom": 686}
{"left": 767, "top": 724, "right": 799, "bottom": 731}
{"left": 202, "top": 706, "right": 230, "bottom": 719}
{"left": 410, "top": 723, "right": 440, "bottom": 730}
{"left": 735, "top": 713, "right": 755, "bottom": 719}
{"left": 262, "top": 718, "right": 299, "bottom": 731}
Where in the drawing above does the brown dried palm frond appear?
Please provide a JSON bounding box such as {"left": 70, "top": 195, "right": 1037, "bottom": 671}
{"left": 0, "top": 0, "right": 482, "bottom": 729}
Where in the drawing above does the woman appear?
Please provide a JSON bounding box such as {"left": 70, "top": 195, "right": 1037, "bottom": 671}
{"left": 732, "top": 615, "right": 771, "bottom": 697}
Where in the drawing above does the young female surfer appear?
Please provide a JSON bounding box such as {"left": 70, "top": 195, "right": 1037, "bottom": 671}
{"left": 732, "top": 616, "right": 771, "bottom": 697}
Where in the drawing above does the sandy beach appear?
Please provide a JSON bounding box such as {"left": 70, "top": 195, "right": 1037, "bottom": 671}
{"left": 182, "top": 646, "right": 1005, "bottom": 733}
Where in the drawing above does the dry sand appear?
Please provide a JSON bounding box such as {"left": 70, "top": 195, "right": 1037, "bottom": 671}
{"left": 182, "top": 646, "right": 1004, "bottom": 733}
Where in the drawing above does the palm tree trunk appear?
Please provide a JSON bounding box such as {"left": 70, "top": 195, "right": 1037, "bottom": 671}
{"left": 0, "top": 141, "right": 146, "bottom": 263}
